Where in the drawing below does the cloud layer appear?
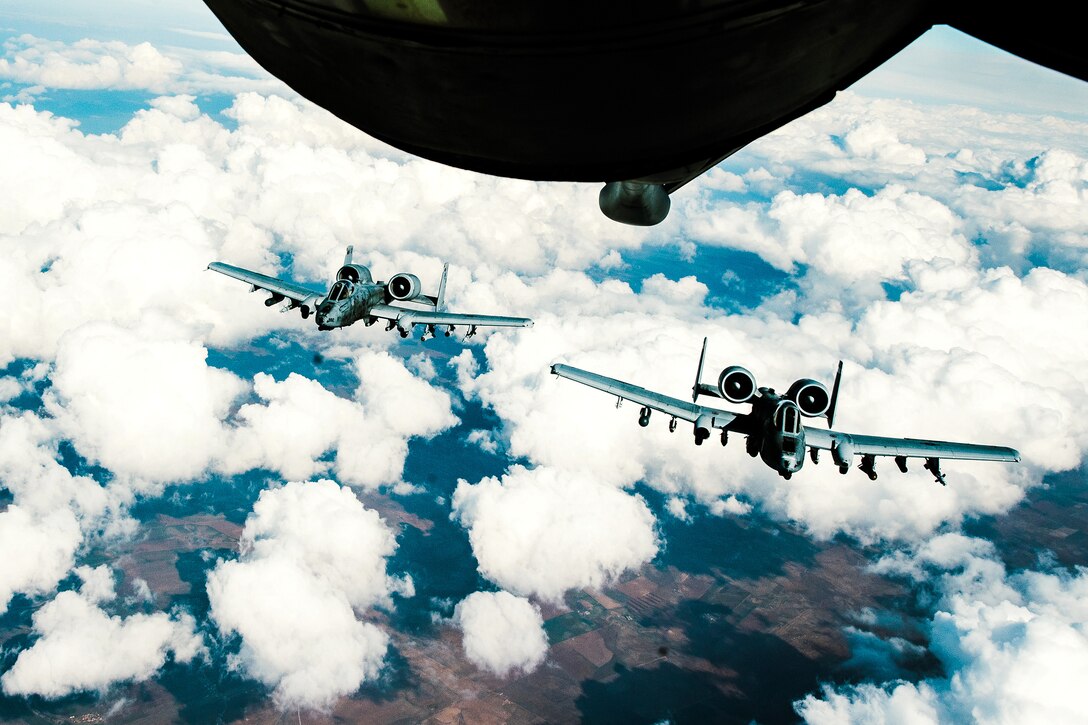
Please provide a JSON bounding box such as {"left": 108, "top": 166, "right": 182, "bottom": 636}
{"left": 0, "top": 23, "right": 1085, "bottom": 721}
{"left": 797, "top": 535, "right": 1088, "bottom": 724}
{"left": 1, "top": 566, "right": 203, "bottom": 698}
{"left": 0, "top": 34, "right": 281, "bottom": 101}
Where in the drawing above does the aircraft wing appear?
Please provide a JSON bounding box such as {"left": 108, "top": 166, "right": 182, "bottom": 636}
{"left": 551, "top": 363, "right": 743, "bottom": 429}
{"left": 208, "top": 262, "right": 324, "bottom": 303}
{"left": 369, "top": 304, "right": 533, "bottom": 329}
{"left": 803, "top": 427, "right": 1020, "bottom": 462}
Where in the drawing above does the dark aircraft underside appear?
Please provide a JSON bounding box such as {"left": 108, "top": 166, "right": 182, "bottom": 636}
{"left": 203, "top": 0, "right": 1088, "bottom": 224}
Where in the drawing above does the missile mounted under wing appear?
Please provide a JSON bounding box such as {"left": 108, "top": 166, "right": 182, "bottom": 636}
{"left": 203, "top": 0, "right": 1088, "bottom": 225}
{"left": 551, "top": 338, "right": 1020, "bottom": 483}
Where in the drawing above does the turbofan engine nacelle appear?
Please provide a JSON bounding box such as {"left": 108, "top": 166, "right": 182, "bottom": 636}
{"left": 387, "top": 273, "right": 422, "bottom": 301}
{"left": 336, "top": 264, "right": 373, "bottom": 284}
{"left": 717, "top": 366, "right": 757, "bottom": 403}
{"left": 787, "top": 378, "right": 831, "bottom": 417}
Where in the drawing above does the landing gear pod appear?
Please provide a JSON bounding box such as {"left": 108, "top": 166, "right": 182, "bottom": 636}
{"left": 832, "top": 437, "right": 853, "bottom": 474}
{"left": 694, "top": 414, "right": 713, "bottom": 445}
{"left": 746, "top": 435, "right": 760, "bottom": 458}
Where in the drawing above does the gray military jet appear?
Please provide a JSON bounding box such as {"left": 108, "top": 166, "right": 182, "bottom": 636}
{"left": 209, "top": 247, "right": 533, "bottom": 339}
{"left": 552, "top": 338, "right": 1019, "bottom": 483}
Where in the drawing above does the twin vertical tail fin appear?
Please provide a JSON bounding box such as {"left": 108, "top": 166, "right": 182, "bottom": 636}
{"left": 435, "top": 262, "right": 448, "bottom": 311}
{"left": 692, "top": 337, "right": 708, "bottom": 402}
{"left": 826, "top": 360, "right": 843, "bottom": 428}
{"left": 689, "top": 340, "right": 844, "bottom": 422}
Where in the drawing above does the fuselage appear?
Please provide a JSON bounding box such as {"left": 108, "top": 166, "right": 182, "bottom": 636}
{"left": 747, "top": 389, "right": 806, "bottom": 478}
{"left": 314, "top": 265, "right": 384, "bottom": 330}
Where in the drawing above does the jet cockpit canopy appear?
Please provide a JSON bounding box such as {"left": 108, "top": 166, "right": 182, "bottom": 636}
{"left": 328, "top": 280, "right": 354, "bottom": 302}
{"left": 775, "top": 401, "right": 801, "bottom": 435}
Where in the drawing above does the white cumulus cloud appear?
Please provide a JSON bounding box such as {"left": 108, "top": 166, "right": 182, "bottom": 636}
{"left": 452, "top": 466, "right": 659, "bottom": 601}
{"left": 223, "top": 350, "right": 457, "bottom": 489}
{"left": 0, "top": 506, "right": 81, "bottom": 615}
{"left": 1, "top": 565, "right": 203, "bottom": 698}
{"left": 0, "top": 35, "right": 182, "bottom": 93}
{"left": 691, "top": 91, "right": 1088, "bottom": 274}
{"left": 453, "top": 591, "right": 549, "bottom": 676}
{"left": 46, "top": 320, "right": 247, "bottom": 485}
{"left": 0, "top": 412, "right": 128, "bottom": 613}
{"left": 206, "top": 480, "right": 408, "bottom": 710}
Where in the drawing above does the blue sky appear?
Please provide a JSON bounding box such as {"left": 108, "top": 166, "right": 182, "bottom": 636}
{"left": 0, "top": 0, "right": 231, "bottom": 47}
{"left": 0, "top": 3, "right": 1087, "bottom": 721}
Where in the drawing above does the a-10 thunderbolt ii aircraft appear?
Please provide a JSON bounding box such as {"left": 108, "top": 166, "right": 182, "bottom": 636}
{"left": 552, "top": 339, "right": 1019, "bottom": 483}
{"left": 209, "top": 247, "right": 533, "bottom": 339}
